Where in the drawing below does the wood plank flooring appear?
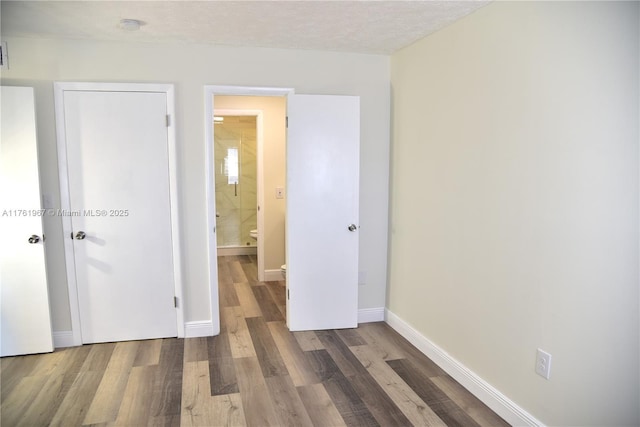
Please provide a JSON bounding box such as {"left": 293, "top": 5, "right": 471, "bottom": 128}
{"left": 1, "top": 255, "right": 509, "bottom": 426}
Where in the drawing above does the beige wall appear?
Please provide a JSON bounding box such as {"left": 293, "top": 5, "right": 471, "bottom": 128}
{"left": 389, "top": 1, "right": 639, "bottom": 425}
{"left": 0, "top": 36, "right": 390, "bottom": 329}
{"left": 214, "top": 95, "right": 287, "bottom": 272}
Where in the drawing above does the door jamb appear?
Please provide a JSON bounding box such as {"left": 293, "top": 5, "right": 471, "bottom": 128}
{"left": 204, "top": 85, "right": 294, "bottom": 335}
{"left": 54, "top": 82, "right": 185, "bottom": 346}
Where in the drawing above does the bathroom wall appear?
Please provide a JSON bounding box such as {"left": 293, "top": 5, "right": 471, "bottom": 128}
{"left": 214, "top": 115, "right": 258, "bottom": 248}
{"left": 214, "top": 96, "right": 287, "bottom": 272}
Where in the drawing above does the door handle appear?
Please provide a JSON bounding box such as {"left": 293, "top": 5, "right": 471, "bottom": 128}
{"left": 28, "top": 235, "right": 41, "bottom": 244}
{"left": 74, "top": 231, "right": 87, "bottom": 240}
{"left": 348, "top": 224, "right": 357, "bottom": 232}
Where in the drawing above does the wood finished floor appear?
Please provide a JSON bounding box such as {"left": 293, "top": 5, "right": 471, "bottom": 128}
{"left": 1, "top": 255, "right": 509, "bottom": 427}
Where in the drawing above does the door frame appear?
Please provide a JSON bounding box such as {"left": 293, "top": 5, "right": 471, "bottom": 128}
{"left": 213, "top": 108, "right": 265, "bottom": 279}
{"left": 54, "top": 82, "right": 184, "bottom": 346}
{"left": 204, "top": 85, "right": 293, "bottom": 335}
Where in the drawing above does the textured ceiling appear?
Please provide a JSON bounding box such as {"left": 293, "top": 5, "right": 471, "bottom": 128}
{"left": 1, "top": 1, "right": 489, "bottom": 55}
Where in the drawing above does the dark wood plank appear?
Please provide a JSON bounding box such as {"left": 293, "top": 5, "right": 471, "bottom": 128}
{"left": 267, "top": 321, "right": 320, "bottom": 386}
{"left": 184, "top": 337, "right": 208, "bottom": 362}
{"left": 265, "top": 281, "right": 286, "bottom": 304}
{"left": 113, "top": 365, "right": 157, "bottom": 425}
{"left": 364, "top": 322, "right": 447, "bottom": 377}
{"left": 149, "top": 338, "right": 184, "bottom": 418}
{"left": 264, "top": 374, "right": 314, "bottom": 427}
{"left": 234, "top": 357, "right": 280, "bottom": 426}
{"left": 49, "top": 371, "right": 103, "bottom": 427}
{"left": 305, "top": 350, "right": 379, "bottom": 427}
{"left": 252, "top": 285, "right": 285, "bottom": 322}
{"left": 241, "top": 259, "right": 258, "bottom": 282}
{"left": 133, "top": 339, "right": 162, "bottom": 366}
{"left": 431, "top": 375, "right": 511, "bottom": 427}
{"left": 1, "top": 374, "right": 50, "bottom": 427}
{"left": 245, "top": 317, "right": 288, "bottom": 378}
{"left": 337, "top": 328, "right": 367, "bottom": 346}
{"left": 80, "top": 342, "right": 117, "bottom": 372}
{"left": 0, "top": 354, "right": 41, "bottom": 401}
{"left": 388, "top": 358, "right": 482, "bottom": 427}
{"left": 348, "top": 371, "right": 413, "bottom": 427}
{"left": 207, "top": 334, "right": 239, "bottom": 396}
{"left": 218, "top": 260, "right": 240, "bottom": 307}
{"left": 316, "top": 330, "right": 369, "bottom": 378}
{"left": 208, "top": 330, "right": 233, "bottom": 360}
{"left": 229, "top": 260, "right": 248, "bottom": 283}
{"left": 149, "top": 414, "right": 181, "bottom": 427}
{"left": 18, "top": 345, "right": 92, "bottom": 426}
{"left": 297, "top": 383, "right": 347, "bottom": 427}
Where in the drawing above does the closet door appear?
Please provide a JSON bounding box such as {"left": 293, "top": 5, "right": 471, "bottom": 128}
{"left": 0, "top": 86, "right": 53, "bottom": 356}
{"left": 57, "top": 84, "right": 179, "bottom": 344}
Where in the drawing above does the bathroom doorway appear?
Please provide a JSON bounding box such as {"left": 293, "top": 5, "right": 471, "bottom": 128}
{"left": 213, "top": 112, "right": 260, "bottom": 256}
{"left": 213, "top": 96, "right": 288, "bottom": 284}
{"left": 204, "top": 85, "right": 360, "bottom": 333}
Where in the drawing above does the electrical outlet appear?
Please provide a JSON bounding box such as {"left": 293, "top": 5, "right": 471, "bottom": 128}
{"left": 535, "top": 348, "right": 552, "bottom": 379}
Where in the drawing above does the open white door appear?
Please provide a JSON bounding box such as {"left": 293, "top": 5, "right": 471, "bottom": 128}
{"left": 0, "top": 86, "right": 54, "bottom": 356}
{"left": 287, "top": 94, "right": 360, "bottom": 331}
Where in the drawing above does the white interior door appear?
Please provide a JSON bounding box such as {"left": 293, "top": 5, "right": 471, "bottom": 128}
{"left": 286, "top": 94, "right": 360, "bottom": 331}
{"left": 60, "top": 88, "right": 177, "bottom": 344}
{"left": 0, "top": 86, "right": 53, "bottom": 356}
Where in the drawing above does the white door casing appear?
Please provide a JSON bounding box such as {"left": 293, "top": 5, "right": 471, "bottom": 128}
{"left": 55, "top": 83, "right": 183, "bottom": 344}
{"left": 205, "top": 87, "right": 360, "bottom": 333}
{"left": 205, "top": 86, "right": 293, "bottom": 336}
{"left": 0, "top": 86, "right": 54, "bottom": 356}
{"left": 286, "top": 94, "right": 360, "bottom": 331}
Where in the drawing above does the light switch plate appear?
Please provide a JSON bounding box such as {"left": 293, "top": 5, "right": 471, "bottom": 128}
{"left": 275, "top": 187, "right": 285, "bottom": 199}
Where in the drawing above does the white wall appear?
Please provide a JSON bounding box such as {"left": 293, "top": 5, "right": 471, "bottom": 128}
{"left": 214, "top": 95, "right": 287, "bottom": 273}
{"left": 389, "top": 1, "right": 639, "bottom": 425}
{"left": 0, "top": 36, "right": 390, "bottom": 330}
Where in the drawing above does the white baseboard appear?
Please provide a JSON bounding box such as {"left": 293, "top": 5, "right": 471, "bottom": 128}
{"left": 358, "top": 307, "right": 385, "bottom": 324}
{"left": 264, "top": 269, "right": 285, "bottom": 282}
{"left": 384, "top": 309, "right": 544, "bottom": 427}
{"left": 184, "top": 320, "right": 215, "bottom": 338}
{"left": 53, "top": 330, "right": 75, "bottom": 348}
{"left": 55, "top": 323, "right": 216, "bottom": 345}
{"left": 217, "top": 247, "right": 257, "bottom": 256}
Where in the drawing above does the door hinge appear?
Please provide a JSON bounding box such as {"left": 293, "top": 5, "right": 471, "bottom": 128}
{"left": 174, "top": 296, "right": 178, "bottom": 308}
{"left": 286, "top": 116, "right": 288, "bottom": 128}
{"left": 166, "top": 115, "right": 171, "bottom": 127}
{"left": 287, "top": 289, "right": 290, "bottom": 300}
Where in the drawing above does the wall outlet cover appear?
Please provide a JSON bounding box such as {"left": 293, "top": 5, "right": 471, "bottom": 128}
{"left": 535, "top": 348, "right": 552, "bottom": 379}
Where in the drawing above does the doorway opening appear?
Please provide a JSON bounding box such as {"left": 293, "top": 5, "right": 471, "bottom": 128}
{"left": 213, "top": 112, "right": 260, "bottom": 257}
{"left": 205, "top": 86, "right": 360, "bottom": 334}
{"left": 204, "top": 87, "right": 292, "bottom": 335}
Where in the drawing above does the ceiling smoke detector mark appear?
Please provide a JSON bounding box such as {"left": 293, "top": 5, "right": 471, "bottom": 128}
{"left": 119, "top": 19, "right": 144, "bottom": 31}
{"left": 0, "top": 42, "right": 8, "bottom": 70}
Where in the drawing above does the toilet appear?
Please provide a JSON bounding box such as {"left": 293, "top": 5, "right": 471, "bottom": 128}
{"left": 280, "top": 264, "right": 286, "bottom": 275}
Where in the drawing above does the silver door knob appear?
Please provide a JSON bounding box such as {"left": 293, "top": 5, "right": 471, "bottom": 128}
{"left": 28, "top": 235, "right": 41, "bottom": 244}
{"left": 348, "top": 224, "right": 357, "bottom": 232}
{"left": 75, "top": 231, "right": 86, "bottom": 240}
